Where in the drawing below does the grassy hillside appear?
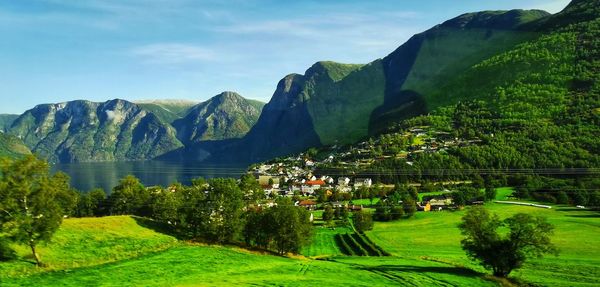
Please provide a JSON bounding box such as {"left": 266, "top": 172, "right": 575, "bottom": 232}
{"left": 137, "top": 101, "right": 197, "bottom": 125}
{"left": 0, "top": 216, "right": 177, "bottom": 278}
{"left": 2, "top": 240, "right": 495, "bottom": 287}
{"left": 2, "top": 194, "right": 597, "bottom": 286}
{"left": 0, "top": 114, "right": 18, "bottom": 132}
{"left": 366, "top": 191, "right": 600, "bottom": 286}
{"left": 0, "top": 132, "right": 31, "bottom": 158}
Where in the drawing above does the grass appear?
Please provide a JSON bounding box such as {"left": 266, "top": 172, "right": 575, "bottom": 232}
{"left": 301, "top": 226, "right": 351, "bottom": 257}
{"left": 0, "top": 216, "right": 177, "bottom": 278}
{"left": 366, "top": 188, "right": 600, "bottom": 286}
{"left": 2, "top": 245, "right": 498, "bottom": 287}
{"left": 2, "top": 189, "right": 597, "bottom": 286}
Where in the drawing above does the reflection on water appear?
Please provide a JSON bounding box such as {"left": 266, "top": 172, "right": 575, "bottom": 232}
{"left": 52, "top": 161, "right": 247, "bottom": 193}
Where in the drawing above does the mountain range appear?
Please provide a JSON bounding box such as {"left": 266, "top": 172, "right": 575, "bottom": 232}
{"left": 2, "top": 0, "right": 598, "bottom": 165}
{"left": 2, "top": 92, "right": 263, "bottom": 162}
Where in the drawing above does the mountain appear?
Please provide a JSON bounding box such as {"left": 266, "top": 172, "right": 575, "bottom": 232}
{"left": 232, "top": 9, "right": 551, "bottom": 161}
{"left": 173, "top": 92, "right": 264, "bottom": 144}
{"left": 0, "top": 114, "right": 19, "bottom": 132}
{"left": 0, "top": 132, "right": 31, "bottom": 158}
{"left": 8, "top": 99, "right": 183, "bottom": 163}
{"left": 136, "top": 99, "right": 198, "bottom": 125}
{"left": 268, "top": 0, "right": 600, "bottom": 172}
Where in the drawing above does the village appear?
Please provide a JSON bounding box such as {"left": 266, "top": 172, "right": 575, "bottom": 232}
{"left": 246, "top": 126, "right": 481, "bottom": 213}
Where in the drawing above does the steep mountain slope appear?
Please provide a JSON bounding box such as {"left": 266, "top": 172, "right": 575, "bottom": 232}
{"left": 290, "top": 0, "right": 599, "bottom": 178}
{"left": 369, "top": 9, "right": 550, "bottom": 133}
{"left": 0, "top": 114, "right": 19, "bottom": 132}
{"left": 136, "top": 100, "right": 197, "bottom": 125}
{"left": 8, "top": 99, "right": 183, "bottom": 163}
{"left": 0, "top": 132, "right": 31, "bottom": 158}
{"left": 234, "top": 9, "right": 550, "bottom": 162}
{"left": 173, "top": 92, "right": 264, "bottom": 144}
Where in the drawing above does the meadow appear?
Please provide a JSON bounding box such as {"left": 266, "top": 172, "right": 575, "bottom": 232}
{"left": 366, "top": 190, "right": 600, "bottom": 286}
{"left": 1, "top": 188, "right": 598, "bottom": 286}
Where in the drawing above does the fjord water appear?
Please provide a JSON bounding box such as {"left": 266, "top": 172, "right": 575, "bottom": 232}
{"left": 52, "top": 161, "right": 247, "bottom": 192}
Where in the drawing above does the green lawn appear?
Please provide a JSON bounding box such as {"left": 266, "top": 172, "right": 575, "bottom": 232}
{"left": 366, "top": 192, "right": 600, "bottom": 286}
{"left": 2, "top": 245, "right": 498, "bottom": 287}
{"left": 0, "top": 216, "right": 177, "bottom": 278}
{"left": 301, "top": 226, "right": 351, "bottom": 257}
{"left": 2, "top": 192, "right": 598, "bottom": 286}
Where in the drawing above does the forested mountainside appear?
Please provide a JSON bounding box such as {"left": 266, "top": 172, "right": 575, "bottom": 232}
{"left": 0, "top": 132, "right": 30, "bottom": 158}
{"left": 267, "top": 0, "right": 600, "bottom": 189}
{"left": 232, "top": 9, "right": 551, "bottom": 161}
{"left": 0, "top": 114, "right": 18, "bottom": 132}
{"left": 173, "top": 91, "right": 264, "bottom": 145}
{"left": 136, "top": 99, "right": 198, "bottom": 125}
{"left": 4, "top": 93, "right": 264, "bottom": 163}
{"left": 8, "top": 99, "right": 183, "bottom": 163}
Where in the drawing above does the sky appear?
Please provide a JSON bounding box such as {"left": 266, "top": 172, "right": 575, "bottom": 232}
{"left": 0, "top": 0, "right": 571, "bottom": 114}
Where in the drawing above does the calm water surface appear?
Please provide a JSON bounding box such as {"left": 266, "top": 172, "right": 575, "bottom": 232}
{"left": 52, "top": 161, "right": 247, "bottom": 192}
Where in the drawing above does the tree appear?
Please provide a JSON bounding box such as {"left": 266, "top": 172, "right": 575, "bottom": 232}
{"left": 268, "top": 202, "right": 313, "bottom": 255}
{"left": 484, "top": 186, "right": 497, "bottom": 202}
{"left": 323, "top": 204, "right": 334, "bottom": 225}
{"left": 108, "top": 175, "right": 149, "bottom": 216}
{"left": 239, "top": 174, "right": 264, "bottom": 201}
{"left": 339, "top": 206, "right": 350, "bottom": 226}
{"left": 195, "top": 178, "right": 245, "bottom": 243}
{"left": 75, "top": 188, "right": 106, "bottom": 217}
{"left": 402, "top": 196, "right": 417, "bottom": 218}
{"left": 0, "top": 155, "right": 77, "bottom": 265}
{"left": 353, "top": 210, "right": 373, "bottom": 233}
{"left": 458, "top": 206, "right": 557, "bottom": 277}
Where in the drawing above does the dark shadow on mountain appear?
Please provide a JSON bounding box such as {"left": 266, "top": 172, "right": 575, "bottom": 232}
{"left": 369, "top": 90, "right": 427, "bottom": 135}
{"left": 205, "top": 74, "right": 322, "bottom": 164}
{"left": 155, "top": 138, "right": 247, "bottom": 164}
{"left": 368, "top": 33, "right": 426, "bottom": 136}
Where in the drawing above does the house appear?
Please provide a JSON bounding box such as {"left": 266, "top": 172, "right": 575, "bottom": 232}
{"left": 331, "top": 201, "right": 347, "bottom": 208}
{"left": 298, "top": 200, "right": 317, "bottom": 210}
{"left": 428, "top": 198, "right": 453, "bottom": 210}
{"left": 348, "top": 204, "right": 363, "bottom": 211}
{"left": 354, "top": 178, "right": 372, "bottom": 188}
{"left": 306, "top": 180, "right": 326, "bottom": 189}
{"left": 258, "top": 175, "right": 279, "bottom": 186}
{"left": 337, "top": 177, "right": 350, "bottom": 186}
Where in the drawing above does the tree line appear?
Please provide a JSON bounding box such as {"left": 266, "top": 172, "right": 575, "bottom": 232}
{"left": 0, "top": 156, "right": 313, "bottom": 265}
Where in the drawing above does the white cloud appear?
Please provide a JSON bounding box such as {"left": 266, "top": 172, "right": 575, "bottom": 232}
{"left": 131, "top": 43, "right": 217, "bottom": 64}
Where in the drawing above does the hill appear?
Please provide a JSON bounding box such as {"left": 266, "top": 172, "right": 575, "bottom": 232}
{"left": 0, "top": 216, "right": 177, "bottom": 278}
{"left": 136, "top": 99, "right": 198, "bottom": 125}
{"left": 0, "top": 132, "right": 31, "bottom": 158}
{"left": 230, "top": 9, "right": 551, "bottom": 161}
{"left": 0, "top": 114, "right": 18, "bottom": 132}
{"left": 366, "top": 197, "right": 600, "bottom": 287}
{"left": 173, "top": 92, "right": 264, "bottom": 144}
{"left": 2, "top": 194, "right": 598, "bottom": 286}
{"left": 8, "top": 99, "right": 183, "bottom": 163}
{"left": 0, "top": 216, "right": 495, "bottom": 286}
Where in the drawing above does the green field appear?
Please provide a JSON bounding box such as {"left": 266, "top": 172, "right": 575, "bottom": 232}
{"left": 2, "top": 188, "right": 598, "bottom": 286}
{"left": 301, "top": 226, "right": 351, "bottom": 257}
{"left": 366, "top": 190, "right": 600, "bottom": 286}
{"left": 0, "top": 216, "right": 178, "bottom": 278}
{"left": 0, "top": 216, "right": 496, "bottom": 286}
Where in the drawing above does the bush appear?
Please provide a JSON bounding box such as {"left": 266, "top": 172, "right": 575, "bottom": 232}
{"left": 0, "top": 239, "right": 17, "bottom": 261}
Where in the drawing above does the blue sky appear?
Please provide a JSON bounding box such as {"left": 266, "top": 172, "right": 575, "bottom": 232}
{"left": 0, "top": 0, "right": 570, "bottom": 114}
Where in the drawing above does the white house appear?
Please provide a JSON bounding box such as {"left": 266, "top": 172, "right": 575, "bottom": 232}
{"left": 354, "top": 178, "right": 372, "bottom": 188}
